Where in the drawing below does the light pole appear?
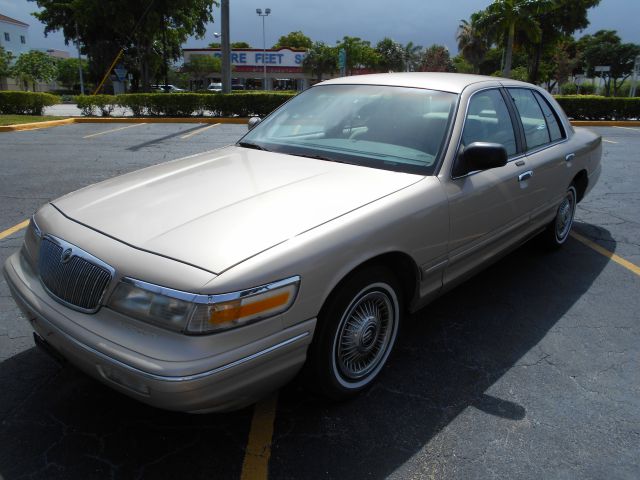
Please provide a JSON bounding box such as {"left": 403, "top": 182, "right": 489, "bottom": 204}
{"left": 256, "top": 8, "right": 271, "bottom": 90}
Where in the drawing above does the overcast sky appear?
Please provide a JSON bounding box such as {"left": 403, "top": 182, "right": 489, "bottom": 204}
{"left": 1, "top": 0, "right": 639, "bottom": 56}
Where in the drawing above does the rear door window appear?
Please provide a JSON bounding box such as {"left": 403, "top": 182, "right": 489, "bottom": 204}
{"left": 533, "top": 91, "right": 564, "bottom": 142}
{"left": 508, "top": 88, "right": 550, "bottom": 150}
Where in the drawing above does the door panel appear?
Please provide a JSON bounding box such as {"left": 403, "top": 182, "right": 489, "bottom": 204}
{"left": 444, "top": 88, "right": 532, "bottom": 287}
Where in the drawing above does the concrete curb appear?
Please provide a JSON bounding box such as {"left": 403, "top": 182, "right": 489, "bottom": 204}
{"left": 0, "top": 116, "right": 249, "bottom": 132}
{"left": 2, "top": 117, "right": 639, "bottom": 133}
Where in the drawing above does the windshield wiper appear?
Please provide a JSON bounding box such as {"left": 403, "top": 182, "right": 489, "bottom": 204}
{"left": 238, "top": 141, "right": 268, "bottom": 151}
{"left": 290, "top": 152, "right": 348, "bottom": 164}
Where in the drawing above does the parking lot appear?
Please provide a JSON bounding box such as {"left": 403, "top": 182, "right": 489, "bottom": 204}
{"left": 1, "top": 122, "right": 639, "bottom": 479}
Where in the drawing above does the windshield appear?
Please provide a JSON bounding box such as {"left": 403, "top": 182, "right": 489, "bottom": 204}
{"left": 239, "top": 84, "right": 457, "bottom": 175}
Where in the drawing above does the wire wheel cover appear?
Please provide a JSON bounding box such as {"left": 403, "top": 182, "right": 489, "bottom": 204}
{"left": 336, "top": 290, "right": 395, "bottom": 380}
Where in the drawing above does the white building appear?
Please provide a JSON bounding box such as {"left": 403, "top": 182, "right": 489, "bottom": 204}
{"left": 0, "top": 13, "right": 30, "bottom": 60}
{"left": 1, "top": 13, "right": 30, "bottom": 90}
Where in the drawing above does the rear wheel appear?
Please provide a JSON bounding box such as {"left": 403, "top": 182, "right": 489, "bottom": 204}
{"left": 306, "top": 266, "right": 402, "bottom": 399}
{"left": 541, "top": 185, "right": 577, "bottom": 249}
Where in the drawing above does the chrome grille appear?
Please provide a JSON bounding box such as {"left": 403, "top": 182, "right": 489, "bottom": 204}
{"left": 38, "top": 237, "right": 112, "bottom": 312}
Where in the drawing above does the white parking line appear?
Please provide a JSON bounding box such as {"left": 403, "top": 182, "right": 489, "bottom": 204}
{"left": 83, "top": 123, "right": 146, "bottom": 139}
{"left": 602, "top": 139, "right": 618, "bottom": 144}
{"left": 613, "top": 126, "right": 640, "bottom": 133}
{"left": 180, "top": 123, "right": 220, "bottom": 139}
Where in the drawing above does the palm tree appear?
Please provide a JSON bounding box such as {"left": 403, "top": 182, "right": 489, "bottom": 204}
{"left": 456, "top": 16, "right": 487, "bottom": 73}
{"left": 402, "top": 42, "right": 423, "bottom": 72}
{"left": 476, "top": 0, "right": 546, "bottom": 77}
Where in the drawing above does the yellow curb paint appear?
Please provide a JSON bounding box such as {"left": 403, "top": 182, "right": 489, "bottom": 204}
{"left": 82, "top": 123, "right": 146, "bottom": 139}
{"left": 602, "top": 139, "right": 618, "bottom": 144}
{"left": 571, "top": 121, "right": 640, "bottom": 127}
{"left": 571, "top": 232, "right": 640, "bottom": 277}
{"left": 0, "top": 219, "right": 29, "bottom": 240}
{"left": 74, "top": 117, "right": 248, "bottom": 125}
{"left": 240, "top": 392, "right": 278, "bottom": 480}
{"left": 0, "top": 118, "right": 75, "bottom": 132}
{"left": 180, "top": 123, "right": 220, "bottom": 139}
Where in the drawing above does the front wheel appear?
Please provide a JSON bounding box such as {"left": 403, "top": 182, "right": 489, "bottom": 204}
{"left": 541, "top": 185, "right": 577, "bottom": 249}
{"left": 306, "top": 267, "right": 402, "bottom": 400}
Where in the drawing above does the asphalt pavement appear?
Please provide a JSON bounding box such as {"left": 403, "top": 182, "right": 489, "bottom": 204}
{"left": 0, "top": 123, "right": 638, "bottom": 479}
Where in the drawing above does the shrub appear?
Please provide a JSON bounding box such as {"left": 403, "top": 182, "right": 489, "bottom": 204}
{"left": 555, "top": 95, "right": 640, "bottom": 120}
{"left": 105, "top": 92, "right": 296, "bottom": 117}
{"left": 76, "top": 94, "right": 117, "bottom": 116}
{"left": 560, "top": 83, "right": 577, "bottom": 95}
{"left": 0, "top": 91, "right": 59, "bottom": 115}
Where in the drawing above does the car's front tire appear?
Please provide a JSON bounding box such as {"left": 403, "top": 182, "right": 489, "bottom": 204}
{"left": 306, "top": 266, "right": 402, "bottom": 400}
{"left": 541, "top": 185, "right": 577, "bottom": 249}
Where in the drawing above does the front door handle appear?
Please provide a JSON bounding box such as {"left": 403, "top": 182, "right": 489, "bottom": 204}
{"left": 518, "top": 170, "right": 533, "bottom": 182}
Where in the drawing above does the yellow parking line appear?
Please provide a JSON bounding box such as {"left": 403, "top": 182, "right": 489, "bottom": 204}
{"left": 602, "top": 139, "right": 617, "bottom": 144}
{"left": 571, "top": 232, "right": 640, "bottom": 277}
{"left": 240, "top": 392, "right": 278, "bottom": 480}
{"left": 83, "top": 123, "right": 146, "bottom": 139}
{"left": 180, "top": 123, "right": 220, "bottom": 139}
{"left": 0, "top": 219, "right": 29, "bottom": 240}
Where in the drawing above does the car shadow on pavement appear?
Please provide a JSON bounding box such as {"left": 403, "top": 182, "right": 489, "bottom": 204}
{"left": 270, "top": 223, "right": 614, "bottom": 479}
{"left": 0, "top": 223, "right": 614, "bottom": 479}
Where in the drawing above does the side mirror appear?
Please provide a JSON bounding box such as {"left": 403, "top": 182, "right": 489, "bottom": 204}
{"left": 248, "top": 116, "right": 262, "bottom": 131}
{"left": 453, "top": 142, "right": 508, "bottom": 177}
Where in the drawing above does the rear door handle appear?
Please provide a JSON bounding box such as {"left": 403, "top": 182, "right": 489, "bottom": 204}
{"left": 565, "top": 153, "right": 576, "bottom": 162}
{"left": 518, "top": 170, "right": 533, "bottom": 182}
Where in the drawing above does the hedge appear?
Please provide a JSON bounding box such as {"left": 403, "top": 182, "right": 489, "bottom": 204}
{"left": 555, "top": 96, "right": 640, "bottom": 120}
{"left": 0, "top": 91, "right": 59, "bottom": 115}
{"left": 75, "top": 92, "right": 296, "bottom": 117}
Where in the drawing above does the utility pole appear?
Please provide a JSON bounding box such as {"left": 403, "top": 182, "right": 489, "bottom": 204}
{"left": 221, "top": 0, "right": 231, "bottom": 94}
{"left": 256, "top": 8, "right": 271, "bottom": 90}
{"left": 75, "top": 22, "right": 85, "bottom": 95}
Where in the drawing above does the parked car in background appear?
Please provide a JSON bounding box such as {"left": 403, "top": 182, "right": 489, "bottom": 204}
{"left": 4, "top": 73, "right": 601, "bottom": 413}
{"left": 207, "top": 82, "right": 223, "bottom": 92}
{"left": 151, "top": 84, "right": 186, "bottom": 93}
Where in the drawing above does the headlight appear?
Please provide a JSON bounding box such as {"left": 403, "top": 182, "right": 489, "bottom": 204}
{"left": 22, "top": 215, "right": 42, "bottom": 268}
{"left": 108, "top": 280, "right": 194, "bottom": 332}
{"left": 107, "top": 276, "right": 300, "bottom": 335}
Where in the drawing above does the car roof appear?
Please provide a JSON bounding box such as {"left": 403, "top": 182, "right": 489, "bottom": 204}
{"left": 317, "top": 72, "right": 532, "bottom": 94}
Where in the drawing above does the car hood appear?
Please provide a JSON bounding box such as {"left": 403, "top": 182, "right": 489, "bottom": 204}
{"left": 52, "top": 146, "right": 421, "bottom": 274}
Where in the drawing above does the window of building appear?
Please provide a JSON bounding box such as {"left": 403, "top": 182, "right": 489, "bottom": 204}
{"left": 4, "top": 32, "right": 10, "bottom": 42}
{"left": 20, "top": 35, "right": 26, "bottom": 44}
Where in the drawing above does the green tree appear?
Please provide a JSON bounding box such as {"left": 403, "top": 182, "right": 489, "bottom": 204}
{"left": 336, "top": 36, "right": 379, "bottom": 74}
{"left": 208, "top": 41, "right": 251, "bottom": 49}
{"left": 0, "top": 46, "right": 14, "bottom": 80}
{"left": 31, "top": 0, "right": 217, "bottom": 91}
{"left": 524, "top": 0, "right": 600, "bottom": 83}
{"left": 302, "top": 41, "right": 337, "bottom": 81}
{"left": 476, "top": 0, "right": 548, "bottom": 77}
{"left": 375, "top": 37, "right": 404, "bottom": 72}
{"left": 56, "top": 57, "right": 88, "bottom": 91}
{"left": 456, "top": 15, "right": 487, "bottom": 73}
{"left": 578, "top": 30, "right": 640, "bottom": 96}
{"left": 452, "top": 54, "right": 474, "bottom": 73}
{"left": 272, "top": 31, "right": 312, "bottom": 50}
{"left": 419, "top": 45, "right": 453, "bottom": 72}
{"left": 402, "top": 42, "right": 423, "bottom": 72}
{"left": 11, "top": 50, "right": 58, "bottom": 91}
{"left": 184, "top": 54, "right": 221, "bottom": 88}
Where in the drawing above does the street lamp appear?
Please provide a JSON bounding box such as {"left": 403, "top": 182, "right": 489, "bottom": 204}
{"left": 256, "top": 8, "right": 271, "bottom": 90}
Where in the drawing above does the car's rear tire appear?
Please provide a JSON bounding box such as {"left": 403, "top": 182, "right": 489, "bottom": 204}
{"left": 305, "top": 266, "right": 402, "bottom": 400}
{"left": 541, "top": 185, "right": 577, "bottom": 249}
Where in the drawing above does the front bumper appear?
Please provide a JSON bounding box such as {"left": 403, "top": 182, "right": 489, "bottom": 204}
{"left": 3, "top": 251, "right": 315, "bottom": 413}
